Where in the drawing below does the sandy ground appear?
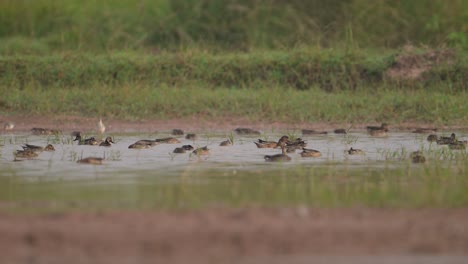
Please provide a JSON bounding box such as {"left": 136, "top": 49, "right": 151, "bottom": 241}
{"left": 1, "top": 208, "right": 468, "bottom": 264}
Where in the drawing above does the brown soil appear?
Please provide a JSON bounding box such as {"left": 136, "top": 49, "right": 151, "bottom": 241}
{"left": 1, "top": 208, "right": 467, "bottom": 264}
{"left": 385, "top": 46, "right": 454, "bottom": 81}
{"left": 1, "top": 114, "right": 466, "bottom": 134}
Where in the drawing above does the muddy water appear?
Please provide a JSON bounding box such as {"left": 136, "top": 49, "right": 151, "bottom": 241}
{"left": 0, "top": 130, "right": 465, "bottom": 180}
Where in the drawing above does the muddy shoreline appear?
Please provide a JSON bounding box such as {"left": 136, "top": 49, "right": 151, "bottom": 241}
{"left": 1, "top": 208, "right": 467, "bottom": 264}
{"left": 1, "top": 114, "right": 466, "bottom": 134}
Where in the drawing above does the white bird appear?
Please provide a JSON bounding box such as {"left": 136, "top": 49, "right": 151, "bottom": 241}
{"left": 3, "top": 122, "right": 14, "bottom": 130}
{"left": 97, "top": 119, "right": 105, "bottom": 136}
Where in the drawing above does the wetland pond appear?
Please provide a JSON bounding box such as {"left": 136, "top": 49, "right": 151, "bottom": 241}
{"left": 0, "top": 129, "right": 467, "bottom": 209}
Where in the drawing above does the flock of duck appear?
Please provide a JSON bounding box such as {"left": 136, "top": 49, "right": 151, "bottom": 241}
{"left": 3, "top": 120, "right": 467, "bottom": 164}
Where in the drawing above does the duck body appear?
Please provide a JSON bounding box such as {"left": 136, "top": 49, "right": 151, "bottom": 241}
{"left": 74, "top": 134, "right": 98, "bottom": 145}
{"left": 155, "top": 137, "right": 181, "bottom": 144}
{"left": 334, "top": 128, "right": 347, "bottom": 134}
{"left": 300, "top": 147, "right": 321, "bottom": 157}
{"left": 173, "top": 145, "right": 194, "bottom": 153}
{"left": 287, "top": 138, "right": 307, "bottom": 148}
{"left": 437, "top": 133, "right": 456, "bottom": 145}
{"left": 264, "top": 154, "right": 291, "bottom": 162}
{"left": 220, "top": 139, "right": 233, "bottom": 146}
{"left": 192, "top": 146, "right": 210, "bottom": 155}
{"left": 15, "top": 149, "right": 39, "bottom": 159}
{"left": 427, "top": 134, "right": 438, "bottom": 142}
{"left": 128, "top": 143, "right": 152, "bottom": 149}
{"left": 347, "top": 147, "right": 364, "bottom": 155}
{"left": 411, "top": 151, "right": 426, "bottom": 163}
{"left": 413, "top": 128, "right": 437, "bottom": 134}
{"left": 302, "top": 129, "right": 327, "bottom": 135}
{"left": 99, "top": 136, "right": 114, "bottom": 147}
{"left": 31, "top": 127, "right": 60, "bottom": 135}
{"left": 134, "top": 139, "right": 158, "bottom": 146}
{"left": 367, "top": 123, "right": 389, "bottom": 137}
{"left": 22, "top": 144, "right": 55, "bottom": 153}
{"left": 77, "top": 157, "right": 104, "bottom": 165}
{"left": 264, "top": 136, "right": 291, "bottom": 162}
{"left": 254, "top": 139, "right": 277, "bottom": 148}
{"left": 368, "top": 129, "right": 388, "bottom": 137}
{"left": 449, "top": 141, "right": 466, "bottom": 150}
{"left": 185, "top": 133, "right": 197, "bottom": 140}
{"left": 171, "top": 129, "right": 184, "bottom": 135}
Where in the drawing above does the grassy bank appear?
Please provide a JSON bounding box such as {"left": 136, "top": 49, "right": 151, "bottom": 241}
{"left": 1, "top": 84, "right": 467, "bottom": 125}
{"left": 1, "top": 48, "right": 466, "bottom": 90}
{"left": 0, "top": 48, "right": 467, "bottom": 124}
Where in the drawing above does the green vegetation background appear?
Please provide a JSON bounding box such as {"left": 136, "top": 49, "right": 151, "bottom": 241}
{"left": 1, "top": 0, "right": 467, "bottom": 123}
{"left": 1, "top": 0, "right": 467, "bottom": 52}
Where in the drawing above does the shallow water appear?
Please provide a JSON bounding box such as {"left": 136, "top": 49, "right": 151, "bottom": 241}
{"left": 0, "top": 130, "right": 466, "bottom": 180}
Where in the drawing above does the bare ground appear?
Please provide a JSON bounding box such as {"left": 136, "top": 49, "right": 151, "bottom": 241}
{"left": 1, "top": 208, "right": 468, "bottom": 264}
{"left": 1, "top": 114, "right": 466, "bottom": 134}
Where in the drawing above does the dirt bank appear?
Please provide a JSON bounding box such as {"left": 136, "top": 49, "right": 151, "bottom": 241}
{"left": 1, "top": 208, "right": 467, "bottom": 264}
{"left": 1, "top": 114, "right": 466, "bottom": 134}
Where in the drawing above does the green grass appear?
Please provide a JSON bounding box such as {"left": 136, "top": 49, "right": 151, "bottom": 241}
{"left": 1, "top": 48, "right": 466, "bottom": 90}
{"left": 1, "top": 0, "right": 468, "bottom": 52}
{"left": 1, "top": 85, "right": 467, "bottom": 125}
{"left": 0, "top": 160, "right": 467, "bottom": 211}
{"left": 0, "top": 48, "right": 467, "bottom": 125}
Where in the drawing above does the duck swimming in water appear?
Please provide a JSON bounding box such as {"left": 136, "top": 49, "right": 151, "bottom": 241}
{"left": 264, "top": 136, "right": 291, "bottom": 162}
{"left": 22, "top": 144, "right": 55, "bottom": 153}
{"left": 99, "top": 136, "right": 114, "bottom": 147}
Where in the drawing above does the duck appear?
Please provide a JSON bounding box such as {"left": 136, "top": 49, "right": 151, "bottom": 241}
{"left": 412, "top": 127, "right": 437, "bottom": 134}
{"left": 448, "top": 140, "right": 466, "bottom": 150}
{"left": 427, "top": 134, "right": 438, "bottom": 142}
{"left": 254, "top": 139, "right": 278, "bottom": 148}
{"left": 411, "top": 151, "right": 426, "bottom": 164}
{"left": 22, "top": 144, "right": 55, "bottom": 153}
{"left": 346, "top": 147, "right": 365, "bottom": 155}
{"left": 73, "top": 133, "right": 99, "bottom": 145}
{"left": 171, "top": 129, "right": 184, "bottom": 136}
{"left": 302, "top": 129, "right": 327, "bottom": 135}
{"left": 128, "top": 143, "right": 152, "bottom": 149}
{"left": 285, "top": 138, "right": 307, "bottom": 153}
{"left": 155, "top": 137, "right": 181, "bottom": 144}
{"left": 14, "top": 149, "right": 39, "bottom": 159}
{"left": 264, "top": 136, "right": 291, "bottom": 162}
{"left": 185, "top": 133, "right": 197, "bottom": 140}
{"left": 192, "top": 146, "right": 210, "bottom": 155}
{"left": 99, "top": 136, "right": 114, "bottom": 147}
{"left": 368, "top": 128, "right": 388, "bottom": 137}
{"left": 219, "top": 139, "right": 233, "bottom": 146}
{"left": 436, "top": 133, "right": 456, "bottom": 145}
{"left": 367, "top": 123, "right": 388, "bottom": 131}
{"left": 367, "top": 123, "right": 389, "bottom": 137}
{"left": 334, "top": 128, "right": 347, "bottom": 134}
{"left": 77, "top": 157, "right": 104, "bottom": 165}
{"left": 31, "top": 127, "right": 61, "bottom": 135}
{"left": 300, "top": 147, "right": 321, "bottom": 157}
{"left": 173, "top": 145, "right": 195, "bottom": 153}
{"left": 287, "top": 137, "right": 307, "bottom": 148}
{"left": 234, "top": 127, "right": 261, "bottom": 135}
{"left": 128, "top": 139, "right": 159, "bottom": 149}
